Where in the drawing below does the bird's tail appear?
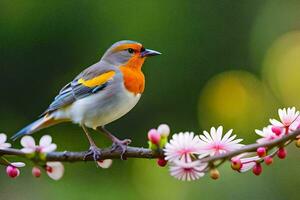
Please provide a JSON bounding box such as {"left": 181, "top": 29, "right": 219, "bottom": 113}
{"left": 11, "top": 115, "right": 63, "bottom": 141}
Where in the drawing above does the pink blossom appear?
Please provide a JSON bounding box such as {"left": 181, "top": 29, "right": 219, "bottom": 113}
{"left": 164, "top": 132, "right": 201, "bottom": 162}
{"left": 169, "top": 159, "right": 206, "bottom": 181}
{"left": 20, "top": 135, "right": 57, "bottom": 153}
{"left": 46, "top": 162, "right": 64, "bottom": 180}
{"left": 270, "top": 107, "right": 300, "bottom": 131}
{"left": 0, "top": 133, "right": 11, "bottom": 149}
{"left": 255, "top": 126, "right": 282, "bottom": 143}
{"left": 164, "top": 132, "right": 208, "bottom": 181}
{"left": 198, "top": 126, "right": 243, "bottom": 156}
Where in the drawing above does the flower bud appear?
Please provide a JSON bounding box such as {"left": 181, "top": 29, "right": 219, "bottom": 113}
{"left": 277, "top": 147, "right": 287, "bottom": 159}
{"left": 252, "top": 163, "right": 262, "bottom": 176}
{"left": 231, "top": 158, "right": 242, "bottom": 171}
{"left": 6, "top": 165, "right": 20, "bottom": 178}
{"left": 32, "top": 167, "right": 42, "bottom": 178}
{"left": 148, "top": 141, "right": 157, "bottom": 151}
{"left": 257, "top": 147, "right": 267, "bottom": 157}
{"left": 46, "top": 165, "right": 53, "bottom": 173}
{"left": 210, "top": 168, "right": 220, "bottom": 180}
{"left": 295, "top": 139, "right": 300, "bottom": 148}
{"left": 157, "top": 124, "right": 170, "bottom": 137}
{"left": 147, "top": 129, "right": 161, "bottom": 145}
{"left": 157, "top": 158, "right": 167, "bottom": 167}
{"left": 271, "top": 126, "right": 282, "bottom": 136}
{"left": 264, "top": 156, "right": 273, "bottom": 165}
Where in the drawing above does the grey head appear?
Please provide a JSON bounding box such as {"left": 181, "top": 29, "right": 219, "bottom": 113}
{"left": 100, "top": 40, "right": 161, "bottom": 66}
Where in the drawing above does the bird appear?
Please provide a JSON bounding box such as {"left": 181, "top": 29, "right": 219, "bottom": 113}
{"left": 11, "top": 40, "right": 161, "bottom": 160}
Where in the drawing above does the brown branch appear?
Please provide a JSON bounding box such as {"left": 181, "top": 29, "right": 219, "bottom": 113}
{"left": 0, "top": 129, "right": 299, "bottom": 164}
{"left": 46, "top": 147, "right": 162, "bottom": 162}
{"left": 0, "top": 146, "right": 163, "bottom": 162}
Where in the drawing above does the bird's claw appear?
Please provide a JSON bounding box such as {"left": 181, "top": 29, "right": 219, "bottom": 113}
{"left": 84, "top": 145, "right": 102, "bottom": 161}
{"left": 111, "top": 139, "right": 131, "bottom": 160}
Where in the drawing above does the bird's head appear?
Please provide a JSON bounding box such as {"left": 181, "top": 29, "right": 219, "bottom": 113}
{"left": 101, "top": 40, "right": 161, "bottom": 68}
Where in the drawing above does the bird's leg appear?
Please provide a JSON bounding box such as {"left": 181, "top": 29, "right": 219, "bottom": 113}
{"left": 82, "top": 125, "right": 102, "bottom": 161}
{"left": 97, "top": 126, "right": 131, "bottom": 159}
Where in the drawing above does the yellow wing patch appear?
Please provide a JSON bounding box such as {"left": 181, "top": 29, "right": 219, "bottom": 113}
{"left": 78, "top": 71, "right": 116, "bottom": 88}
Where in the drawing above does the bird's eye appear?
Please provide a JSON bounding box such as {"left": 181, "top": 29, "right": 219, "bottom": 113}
{"left": 127, "top": 48, "right": 134, "bottom": 54}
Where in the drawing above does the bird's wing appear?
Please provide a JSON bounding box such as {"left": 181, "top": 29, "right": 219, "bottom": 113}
{"left": 42, "top": 62, "right": 118, "bottom": 115}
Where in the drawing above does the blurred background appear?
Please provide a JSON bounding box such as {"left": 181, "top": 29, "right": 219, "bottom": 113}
{"left": 1, "top": 0, "right": 300, "bottom": 199}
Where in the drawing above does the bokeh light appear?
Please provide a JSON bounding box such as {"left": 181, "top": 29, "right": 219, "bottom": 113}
{"left": 263, "top": 31, "right": 300, "bottom": 108}
{"left": 250, "top": 0, "right": 300, "bottom": 68}
{"left": 198, "top": 70, "right": 277, "bottom": 141}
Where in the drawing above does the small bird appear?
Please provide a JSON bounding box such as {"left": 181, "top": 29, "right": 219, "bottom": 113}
{"left": 12, "top": 40, "right": 161, "bottom": 160}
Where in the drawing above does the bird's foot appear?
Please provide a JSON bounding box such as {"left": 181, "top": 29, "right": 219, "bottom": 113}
{"left": 111, "top": 139, "right": 131, "bottom": 160}
{"left": 84, "top": 145, "right": 102, "bottom": 161}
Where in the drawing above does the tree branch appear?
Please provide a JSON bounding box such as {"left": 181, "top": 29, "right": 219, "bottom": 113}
{"left": 46, "top": 147, "right": 162, "bottom": 162}
{"left": 0, "top": 129, "right": 299, "bottom": 164}
{"left": 0, "top": 146, "right": 163, "bottom": 162}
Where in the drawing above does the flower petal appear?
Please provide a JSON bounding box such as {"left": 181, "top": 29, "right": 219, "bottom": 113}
{"left": 157, "top": 124, "right": 170, "bottom": 137}
{"left": 255, "top": 129, "right": 265, "bottom": 137}
{"left": 221, "top": 129, "right": 233, "bottom": 142}
{"left": 169, "top": 159, "right": 206, "bottom": 181}
{"left": 269, "top": 119, "right": 283, "bottom": 127}
{"left": 290, "top": 120, "right": 300, "bottom": 131}
{"left": 39, "top": 135, "right": 52, "bottom": 147}
{"left": 41, "top": 144, "right": 57, "bottom": 153}
{"left": 21, "top": 147, "right": 35, "bottom": 154}
{"left": 202, "top": 131, "right": 213, "bottom": 141}
{"left": 97, "top": 159, "right": 113, "bottom": 169}
{"left": 0, "top": 143, "right": 11, "bottom": 149}
{"left": 11, "top": 162, "right": 26, "bottom": 168}
{"left": 21, "top": 136, "right": 36, "bottom": 148}
{"left": 46, "top": 162, "right": 64, "bottom": 180}
{"left": 0, "top": 133, "right": 7, "bottom": 144}
{"left": 198, "top": 127, "right": 243, "bottom": 156}
{"left": 240, "top": 162, "right": 256, "bottom": 172}
{"left": 164, "top": 132, "right": 202, "bottom": 162}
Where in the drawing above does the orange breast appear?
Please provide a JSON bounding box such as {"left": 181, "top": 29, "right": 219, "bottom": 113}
{"left": 120, "top": 66, "right": 145, "bottom": 94}
{"left": 119, "top": 54, "right": 146, "bottom": 94}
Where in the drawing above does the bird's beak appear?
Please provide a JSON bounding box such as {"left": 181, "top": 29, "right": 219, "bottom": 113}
{"left": 140, "top": 49, "right": 161, "bottom": 57}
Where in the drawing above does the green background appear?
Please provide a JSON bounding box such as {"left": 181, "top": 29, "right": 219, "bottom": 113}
{"left": 1, "top": 0, "right": 300, "bottom": 199}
